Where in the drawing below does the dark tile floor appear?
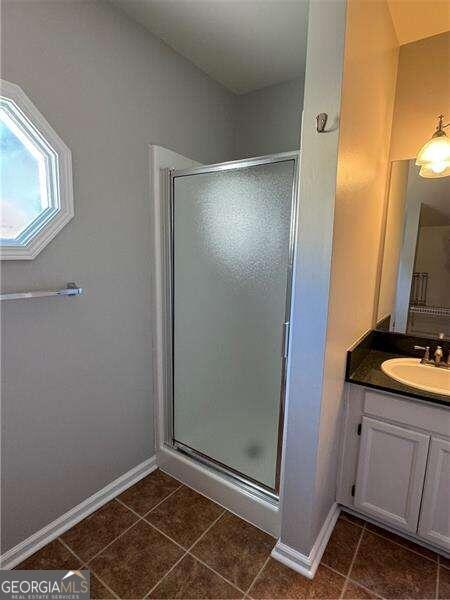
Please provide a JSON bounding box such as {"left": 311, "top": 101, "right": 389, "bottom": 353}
{"left": 15, "top": 469, "right": 449, "bottom": 599}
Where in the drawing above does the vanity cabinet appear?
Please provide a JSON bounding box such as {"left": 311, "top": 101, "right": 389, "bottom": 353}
{"left": 354, "top": 417, "right": 429, "bottom": 533}
{"left": 338, "top": 385, "right": 450, "bottom": 553}
{"left": 418, "top": 437, "right": 450, "bottom": 549}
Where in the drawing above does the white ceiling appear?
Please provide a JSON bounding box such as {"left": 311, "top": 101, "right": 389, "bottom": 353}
{"left": 112, "top": 0, "right": 309, "bottom": 95}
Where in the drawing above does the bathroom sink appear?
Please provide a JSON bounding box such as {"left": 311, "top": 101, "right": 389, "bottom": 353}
{"left": 381, "top": 358, "right": 450, "bottom": 397}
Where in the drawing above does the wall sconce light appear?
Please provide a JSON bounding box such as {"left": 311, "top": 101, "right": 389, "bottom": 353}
{"left": 416, "top": 115, "right": 450, "bottom": 178}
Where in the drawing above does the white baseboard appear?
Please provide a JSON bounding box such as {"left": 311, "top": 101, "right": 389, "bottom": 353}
{"left": 271, "top": 502, "right": 340, "bottom": 579}
{"left": 1, "top": 456, "right": 157, "bottom": 570}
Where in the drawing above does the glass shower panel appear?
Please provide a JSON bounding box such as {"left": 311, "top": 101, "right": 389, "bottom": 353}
{"left": 172, "top": 159, "right": 295, "bottom": 490}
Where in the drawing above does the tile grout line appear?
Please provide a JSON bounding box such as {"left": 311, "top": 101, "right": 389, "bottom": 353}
{"left": 318, "top": 562, "right": 352, "bottom": 582}
{"left": 60, "top": 497, "right": 143, "bottom": 569}
{"left": 114, "top": 482, "right": 183, "bottom": 521}
{"left": 115, "top": 496, "right": 146, "bottom": 519}
{"left": 140, "top": 503, "right": 229, "bottom": 555}
{"left": 340, "top": 522, "right": 366, "bottom": 599}
{"left": 345, "top": 575, "right": 385, "bottom": 600}
{"left": 143, "top": 550, "right": 189, "bottom": 599}
{"left": 325, "top": 562, "right": 384, "bottom": 599}
{"left": 116, "top": 484, "right": 199, "bottom": 553}
{"left": 57, "top": 537, "right": 84, "bottom": 564}
{"left": 117, "top": 480, "right": 282, "bottom": 598}
{"left": 28, "top": 474, "right": 242, "bottom": 598}
{"left": 101, "top": 494, "right": 243, "bottom": 597}
{"left": 115, "top": 495, "right": 191, "bottom": 552}
{"left": 61, "top": 470, "right": 277, "bottom": 596}
{"left": 441, "top": 557, "right": 450, "bottom": 571}
{"left": 26, "top": 479, "right": 180, "bottom": 574}
{"left": 324, "top": 563, "right": 353, "bottom": 580}
{"left": 143, "top": 507, "right": 228, "bottom": 559}
{"left": 187, "top": 509, "right": 227, "bottom": 553}
{"left": 365, "top": 527, "right": 439, "bottom": 564}
{"left": 184, "top": 509, "right": 250, "bottom": 596}
{"left": 342, "top": 514, "right": 442, "bottom": 565}
{"left": 55, "top": 537, "right": 86, "bottom": 567}
{"left": 141, "top": 484, "right": 184, "bottom": 516}
{"left": 57, "top": 538, "right": 119, "bottom": 599}
{"left": 85, "top": 565, "right": 120, "bottom": 599}
{"left": 66, "top": 498, "right": 224, "bottom": 598}
{"left": 184, "top": 510, "right": 249, "bottom": 595}
{"left": 27, "top": 479, "right": 446, "bottom": 600}
{"left": 115, "top": 479, "right": 183, "bottom": 525}
{"left": 245, "top": 553, "right": 271, "bottom": 598}
{"left": 141, "top": 517, "right": 192, "bottom": 552}
{"left": 82, "top": 517, "right": 143, "bottom": 565}
{"left": 49, "top": 479, "right": 426, "bottom": 600}
{"left": 143, "top": 509, "right": 230, "bottom": 599}
{"left": 119, "top": 497, "right": 388, "bottom": 600}
{"left": 185, "top": 550, "right": 247, "bottom": 596}
{"left": 33, "top": 482, "right": 442, "bottom": 600}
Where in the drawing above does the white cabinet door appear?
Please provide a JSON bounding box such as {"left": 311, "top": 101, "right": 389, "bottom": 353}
{"left": 354, "top": 417, "right": 429, "bottom": 533}
{"left": 418, "top": 437, "right": 450, "bottom": 551}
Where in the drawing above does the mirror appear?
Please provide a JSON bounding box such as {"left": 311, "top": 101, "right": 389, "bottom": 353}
{"left": 376, "top": 160, "right": 450, "bottom": 339}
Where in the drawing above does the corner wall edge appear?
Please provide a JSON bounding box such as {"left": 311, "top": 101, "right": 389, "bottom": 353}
{"left": 271, "top": 502, "right": 340, "bottom": 579}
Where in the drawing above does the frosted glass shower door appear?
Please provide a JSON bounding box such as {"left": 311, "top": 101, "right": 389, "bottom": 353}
{"left": 171, "top": 158, "right": 295, "bottom": 490}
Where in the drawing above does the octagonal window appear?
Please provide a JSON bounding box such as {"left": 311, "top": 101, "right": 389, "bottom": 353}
{"left": 0, "top": 111, "right": 50, "bottom": 240}
{"left": 0, "top": 80, "right": 73, "bottom": 260}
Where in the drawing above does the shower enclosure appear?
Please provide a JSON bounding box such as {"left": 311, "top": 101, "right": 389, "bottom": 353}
{"left": 163, "top": 152, "right": 298, "bottom": 500}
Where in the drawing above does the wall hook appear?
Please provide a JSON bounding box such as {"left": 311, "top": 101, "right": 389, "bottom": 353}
{"left": 316, "top": 113, "right": 328, "bottom": 133}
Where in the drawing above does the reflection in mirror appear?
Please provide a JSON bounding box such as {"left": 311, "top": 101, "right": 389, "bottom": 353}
{"left": 377, "top": 160, "right": 450, "bottom": 339}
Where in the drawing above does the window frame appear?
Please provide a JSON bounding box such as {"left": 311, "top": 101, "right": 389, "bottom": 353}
{"left": 0, "top": 79, "right": 73, "bottom": 260}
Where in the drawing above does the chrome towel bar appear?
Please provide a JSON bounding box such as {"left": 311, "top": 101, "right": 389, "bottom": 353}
{"left": 0, "top": 282, "right": 83, "bottom": 301}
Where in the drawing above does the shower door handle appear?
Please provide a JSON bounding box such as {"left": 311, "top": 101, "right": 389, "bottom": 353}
{"left": 282, "top": 321, "right": 290, "bottom": 359}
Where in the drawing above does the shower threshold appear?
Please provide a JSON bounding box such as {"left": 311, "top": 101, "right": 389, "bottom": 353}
{"left": 171, "top": 440, "right": 279, "bottom": 505}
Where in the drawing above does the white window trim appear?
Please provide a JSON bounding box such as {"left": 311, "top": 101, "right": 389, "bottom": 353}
{"left": 0, "top": 79, "right": 74, "bottom": 260}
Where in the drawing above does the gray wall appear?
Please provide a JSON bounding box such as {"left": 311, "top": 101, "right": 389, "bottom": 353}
{"left": 1, "top": 0, "right": 236, "bottom": 552}
{"left": 235, "top": 78, "right": 303, "bottom": 158}
{"left": 1, "top": 0, "right": 304, "bottom": 553}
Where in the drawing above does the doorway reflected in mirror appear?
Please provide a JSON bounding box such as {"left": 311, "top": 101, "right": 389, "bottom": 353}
{"left": 377, "top": 159, "right": 450, "bottom": 339}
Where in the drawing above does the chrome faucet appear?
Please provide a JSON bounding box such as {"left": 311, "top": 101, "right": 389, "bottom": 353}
{"left": 414, "top": 344, "right": 449, "bottom": 368}
{"left": 436, "top": 346, "right": 450, "bottom": 369}
{"left": 434, "top": 345, "right": 443, "bottom": 367}
{"left": 414, "top": 345, "right": 431, "bottom": 364}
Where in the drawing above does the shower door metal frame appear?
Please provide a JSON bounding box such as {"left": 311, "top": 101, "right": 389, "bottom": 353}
{"left": 163, "top": 151, "right": 299, "bottom": 501}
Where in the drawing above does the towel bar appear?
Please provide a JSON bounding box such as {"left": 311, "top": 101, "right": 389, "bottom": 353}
{"left": 0, "top": 282, "right": 83, "bottom": 301}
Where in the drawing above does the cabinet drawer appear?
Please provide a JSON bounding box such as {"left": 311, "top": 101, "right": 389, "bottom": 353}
{"left": 363, "top": 390, "right": 450, "bottom": 437}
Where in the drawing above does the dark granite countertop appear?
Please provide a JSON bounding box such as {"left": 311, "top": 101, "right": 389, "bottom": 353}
{"left": 347, "top": 348, "right": 449, "bottom": 407}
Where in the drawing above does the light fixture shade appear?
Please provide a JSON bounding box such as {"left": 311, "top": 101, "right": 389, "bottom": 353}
{"left": 416, "top": 134, "right": 450, "bottom": 166}
{"left": 416, "top": 115, "right": 450, "bottom": 178}
{"left": 419, "top": 163, "right": 450, "bottom": 178}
